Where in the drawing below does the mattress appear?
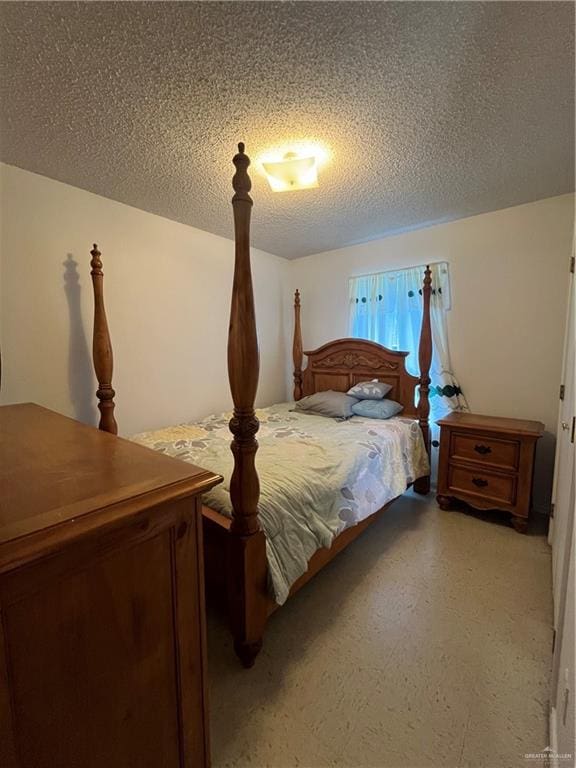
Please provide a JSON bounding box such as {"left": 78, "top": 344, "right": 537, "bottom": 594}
{"left": 132, "top": 402, "right": 429, "bottom": 604}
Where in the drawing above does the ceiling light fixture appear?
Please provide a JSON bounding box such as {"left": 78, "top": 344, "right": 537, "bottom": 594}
{"left": 262, "top": 151, "right": 319, "bottom": 192}
{"left": 258, "top": 141, "right": 331, "bottom": 192}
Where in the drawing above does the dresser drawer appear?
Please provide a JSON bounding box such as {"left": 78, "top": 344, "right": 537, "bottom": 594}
{"left": 448, "top": 465, "right": 516, "bottom": 506}
{"left": 450, "top": 432, "right": 519, "bottom": 471}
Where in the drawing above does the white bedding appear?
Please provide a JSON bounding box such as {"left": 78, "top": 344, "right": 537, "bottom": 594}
{"left": 132, "top": 403, "right": 429, "bottom": 604}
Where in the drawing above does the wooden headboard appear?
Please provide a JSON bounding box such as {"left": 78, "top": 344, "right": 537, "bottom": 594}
{"left": 299, "top": 338, "right": 419, "bottom": 418}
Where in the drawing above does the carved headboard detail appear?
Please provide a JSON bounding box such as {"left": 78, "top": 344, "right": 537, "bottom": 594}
{"left": 300, "top": 338, "right": 419, "bottom": 418}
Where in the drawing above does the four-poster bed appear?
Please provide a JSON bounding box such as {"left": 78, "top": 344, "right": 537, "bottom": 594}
{"left": 89, "top": 143, "right": 433, "bottom": 667}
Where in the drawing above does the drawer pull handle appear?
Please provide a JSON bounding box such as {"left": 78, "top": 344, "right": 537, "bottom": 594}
{"left": 474, "top": 444, "right": 492, "bottom": 455}
{"left": 472, "top": 477, "right": 488, "bottom": 488}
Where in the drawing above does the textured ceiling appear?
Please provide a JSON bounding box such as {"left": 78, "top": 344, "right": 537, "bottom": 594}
{"left": 0, "top": 1, "right": 574, "bottom": 259}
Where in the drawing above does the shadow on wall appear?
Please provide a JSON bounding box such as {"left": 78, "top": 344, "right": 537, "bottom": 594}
{"left": 63, "top": 254, "right": 96, "bottom": 426}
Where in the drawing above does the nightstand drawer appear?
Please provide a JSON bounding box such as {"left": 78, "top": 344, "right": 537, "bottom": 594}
{"left": 450, "top": 432, "right": 519, "bottom": 471}
{"left": 448, "top": 465, "right": 516, "bottom": 506}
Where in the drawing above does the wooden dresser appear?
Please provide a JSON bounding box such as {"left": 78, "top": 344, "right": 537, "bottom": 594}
{"left": 436, "top": 412, "right": 544, "bottom": 533}
{"left": 0, "top": 404, "right": 222, "bottom": 768}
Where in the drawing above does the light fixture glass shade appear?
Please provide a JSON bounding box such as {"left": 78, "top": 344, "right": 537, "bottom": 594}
{"left": 262, "top": 153, "right": 319, "bottom": 192}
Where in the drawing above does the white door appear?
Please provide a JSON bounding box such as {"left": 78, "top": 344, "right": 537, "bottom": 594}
{"left": 549, "top": 253, "right": 575, "bottom": 766}
{"left": 550, "top": 507, "right": 574, "bottom": 766}
{"left": 550, "top": 261, "right": 575, "bottom": 625}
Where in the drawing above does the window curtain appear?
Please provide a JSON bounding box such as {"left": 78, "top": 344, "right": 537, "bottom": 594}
{"left": 348, "top": 263, "right": 468, "bottom": 420}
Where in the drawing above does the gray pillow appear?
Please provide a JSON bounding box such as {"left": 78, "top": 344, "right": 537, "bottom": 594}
{"left": 352, "top": 399, "right": 404, "bottom": 420}
{"left": 295, "top": 390, "right": 359, "bottom": 419}
{"left": 347, "top": 379, "right": 392, "bottom": 400}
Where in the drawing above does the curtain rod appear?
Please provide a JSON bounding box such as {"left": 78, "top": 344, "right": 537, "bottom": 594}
{"left": 349, "top": 260, "right": 448, "bottom": 282}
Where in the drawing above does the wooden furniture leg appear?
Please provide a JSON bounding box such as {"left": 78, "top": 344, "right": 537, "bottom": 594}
{"left": 414, "top": 476, "right": 431, "bottom": 495}
{"left": 436, "top": 494, "right": 455, "bottom": 510}
{"left": 511, "top": 515, "right": 529, "bottom": 534}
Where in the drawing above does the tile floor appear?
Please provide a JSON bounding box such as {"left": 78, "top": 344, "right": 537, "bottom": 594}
{"left": 208, "top": 491, "right": 553, "bottom": 768}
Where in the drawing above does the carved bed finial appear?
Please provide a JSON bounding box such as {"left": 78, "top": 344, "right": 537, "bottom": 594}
{"left": 293, "top": 290, "right": 303, "bottom": 400}
{"left": 90, "top": 243, "right": 102, "bottom": 274}
{"left": 232, "top": 142, "right": 253, "bottom": 204}
{"left": 90, "top": 244, "right": 117, "bottom": 435}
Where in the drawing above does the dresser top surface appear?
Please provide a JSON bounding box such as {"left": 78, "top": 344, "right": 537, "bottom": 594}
{"left": 0, "top": 403, "right": 222, "bottom": 552}
{"left": 436, "top": 411, "right": 545, "bottom": 437}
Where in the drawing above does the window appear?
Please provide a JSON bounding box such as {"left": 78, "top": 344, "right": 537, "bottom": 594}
{"left": 349, "top": 262, "right": 467, "bottom": 418}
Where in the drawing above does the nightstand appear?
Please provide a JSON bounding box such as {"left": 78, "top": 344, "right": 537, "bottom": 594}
{"left": 436, "top": 412, "right": 544, "bottom": 533}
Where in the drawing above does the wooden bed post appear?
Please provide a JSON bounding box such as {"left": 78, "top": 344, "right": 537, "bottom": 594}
{"left": 227, "top": 143, "right": 268, "bottom": 668}
{"left": 414, "top": 264, "right": 432, "bottom": 495}
{"left": 90, "top": 244, "right": 117, "bottom": 435}
{"left": 293, "top": 289, "right": 303, "bottom": 400}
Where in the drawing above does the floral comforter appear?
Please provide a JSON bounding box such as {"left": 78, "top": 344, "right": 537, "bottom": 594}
{"left": 132, "top": 403, "right": 429, "bottom": 604}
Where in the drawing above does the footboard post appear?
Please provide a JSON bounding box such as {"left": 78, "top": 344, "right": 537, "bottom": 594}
{"left": 227, "top": 143, "right": 268, "bottom": 667}
{"left": 414, "top": 264, "right": 432, "bottom": 495}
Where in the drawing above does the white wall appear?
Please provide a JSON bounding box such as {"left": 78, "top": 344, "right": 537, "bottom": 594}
{"left": 1, "top": 163, "right": 572, "bottom": 511}
{"left": 0, "top": 163, "right": 290, "bottom": 435}
{"left": 289, "top": 195, "right": 575, "bottom": 511}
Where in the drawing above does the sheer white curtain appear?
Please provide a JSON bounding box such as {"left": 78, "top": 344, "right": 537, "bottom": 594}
{"left": 349, "top": 263, "right": 468, "bottom": 420}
